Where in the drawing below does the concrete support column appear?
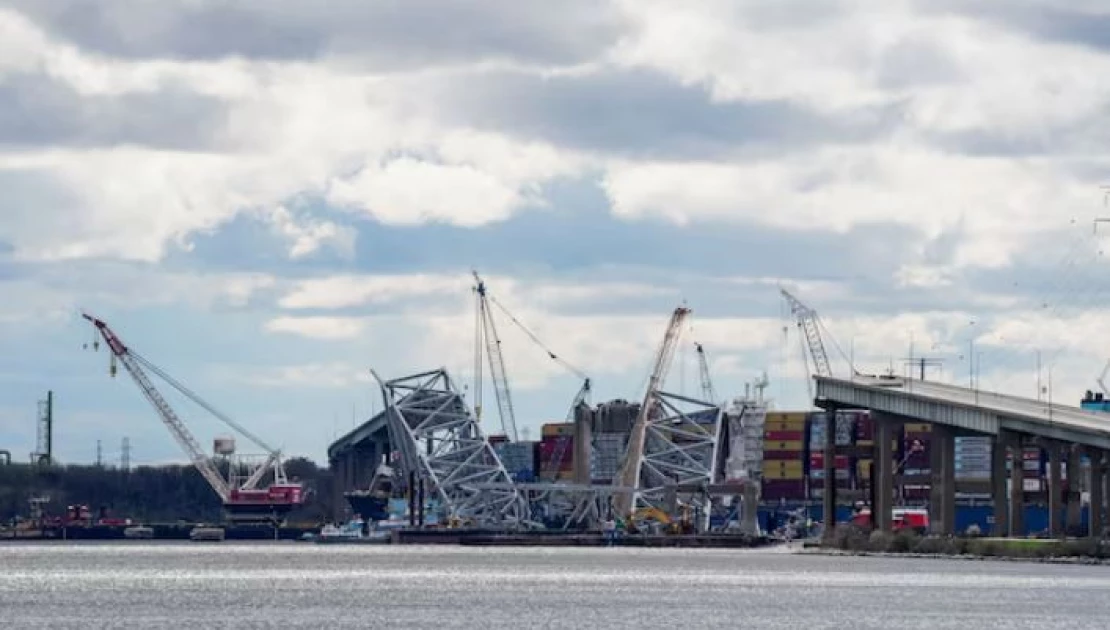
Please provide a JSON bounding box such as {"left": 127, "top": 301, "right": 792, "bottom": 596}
{"left": 1088, "top": 448, "right": 1104, "bottom": 539}
{"left": 929, "top": 424, "right": 956, "bottom": 536}
{"left": 822, "top": 410, "right": 837, "bottom": 540}
{"left": 1010, "top": 436, "right": 1025, "bottom": 537}
{"left": 990, "top": 432, "right": 1009, "bottom": 537}
{"left": 874, "top": 415, "right": 894, "bottom": 533}
{"left": 1066, "top": 446, "right": 1082, "bottom": 536}
{"left": 573, "top": 405, "right": 592, "bottom": 484}
{"left": 1048, "top": 442, "right": 1063, "bottom": 538}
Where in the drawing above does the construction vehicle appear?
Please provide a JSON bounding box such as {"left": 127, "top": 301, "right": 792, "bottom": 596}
{"left": 82, "top": 313, "right": 303, "bottom": 523}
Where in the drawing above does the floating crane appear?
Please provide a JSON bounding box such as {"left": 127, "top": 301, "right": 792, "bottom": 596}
{"left": 612, "top": 306, "right": 691, "bottom": 517}
{"left": 82, "top": 313, "right": 302, "bottom": 522}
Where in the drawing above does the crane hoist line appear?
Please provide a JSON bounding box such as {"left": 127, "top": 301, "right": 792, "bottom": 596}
{"left": 82, "top": 313, "right": 303, "bottom": 523}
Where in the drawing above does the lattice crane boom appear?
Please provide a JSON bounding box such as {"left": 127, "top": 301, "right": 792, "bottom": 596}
{"left": 780, "top": 288, "right": 833, "bottom": 378}
{"left": 473, "top": 271, "right": 519, "bottom": 442}
{"left": 694, "top": 342, "right": 716, "bottom": 403}
{"left": 82, "top": 313, "right": 231, "bottom": 502}
{"left": 613, "top": 306, "right": 691, "bottom": 516}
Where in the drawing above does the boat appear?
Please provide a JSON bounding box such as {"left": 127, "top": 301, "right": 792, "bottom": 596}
{"left": 123, "top": 525, "right": 154, "bottom": 539}
{"left": 312, "top": 518, "right": 391, "bottom": 544}
{"left": 189, "top": 526, "right": 225, "bottom": 542}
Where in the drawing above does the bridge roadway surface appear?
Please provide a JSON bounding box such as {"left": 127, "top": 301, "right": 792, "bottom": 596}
{"left": 815, "top": 374, "right": 1110, "bottom": 449}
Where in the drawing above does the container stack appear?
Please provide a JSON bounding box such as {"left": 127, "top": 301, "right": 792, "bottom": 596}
{"left": 855, "top": 412, "right": 874, "bottom": 486}
{"left": 806, "top": 412, "right": 854, "bottom": 499}
{"left": 953, "top": 436, "right": 991, "bottom": 498}
{"left": 496, "top": 440, "right": 538, "bottom": 483}
{"left": 760, "top": 411, "right": 806, "bottom": 501}
{"left": 1022, "top": 446, "right": 1043, "bottom": 494}
{"left": 538, "top": 423, "right": 574, "bottom": 481}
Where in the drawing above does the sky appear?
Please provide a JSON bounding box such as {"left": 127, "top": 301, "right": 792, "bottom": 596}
{"left": 4, "top": 0, "right": 1110, "bottom": 466}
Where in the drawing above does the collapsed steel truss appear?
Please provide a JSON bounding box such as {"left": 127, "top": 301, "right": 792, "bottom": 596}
{"left": 633, "top": 390, "right": 724, "bottom": 516}
{"left": 373, "top": 368, "right": 528, "bottom": 528}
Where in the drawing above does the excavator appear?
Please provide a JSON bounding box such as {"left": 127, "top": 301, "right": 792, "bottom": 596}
{"left": 622, "top": 506, "right": 695, "bottom": 535}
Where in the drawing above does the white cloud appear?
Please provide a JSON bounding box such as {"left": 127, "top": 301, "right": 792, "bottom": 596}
{"left": 265, "top": 206, "right": 356, "bottom": 260}
{"left": 264, "top": 316, "right": 366, "bottom": 340}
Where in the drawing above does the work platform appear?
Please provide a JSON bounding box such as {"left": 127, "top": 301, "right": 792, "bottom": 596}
{"left": 814, "top": 374, "right": 1110, "bottom": 540}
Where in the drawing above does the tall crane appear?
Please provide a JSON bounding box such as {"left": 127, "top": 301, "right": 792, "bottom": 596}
{"left": 473, "top": 271, "right": 519, "bottom": 442}
{"left": 780, "top": 288, "right": 832, "bottom": 379}
{"left": 694, "top": 342, "right": 716, "bottom": 403}
{"left": 612, "top": 306, "right": 691, "bottom": 517}
{"left": 82, "top": 313, "right": 302, "bottom": 521}
{"left": 472, "top": 271, "right": 593, "bottom": 450}
{"left": 780, "top": 287, "right": 856, "bottom": 401}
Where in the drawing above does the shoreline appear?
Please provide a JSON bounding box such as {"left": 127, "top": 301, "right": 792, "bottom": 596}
{"left": 800, "top": 544, "right": 1110, "bottom": 566}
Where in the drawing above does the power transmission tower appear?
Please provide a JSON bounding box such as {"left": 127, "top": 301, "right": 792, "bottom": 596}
{"left": 121, "top": 437, "right": 131, "bottom": 471}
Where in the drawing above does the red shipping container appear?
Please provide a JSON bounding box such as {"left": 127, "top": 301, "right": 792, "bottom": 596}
{"left": 537, "top": 437, "right": 574, "bottom": 471}
{"left": 809, "top": 454, "right": 850, "bottom": 468}
{"left": 764, "top": 430, "right": 805, "bottom": 441}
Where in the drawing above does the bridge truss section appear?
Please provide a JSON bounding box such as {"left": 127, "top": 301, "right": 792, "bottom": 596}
{"left": 374, "top": 368, "right": 528, "bottom": 529}
{"left": 634, "top": 390, "right": 725, "bottom": 516}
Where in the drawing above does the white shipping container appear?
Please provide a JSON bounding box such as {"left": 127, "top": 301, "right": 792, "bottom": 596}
{"left": 1023, "top": 478, "right": 1042, "bottom": 492}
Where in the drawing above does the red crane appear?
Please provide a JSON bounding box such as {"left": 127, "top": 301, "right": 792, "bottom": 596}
{"left": 83, "top": 313, "right": 303, "bottom": 522}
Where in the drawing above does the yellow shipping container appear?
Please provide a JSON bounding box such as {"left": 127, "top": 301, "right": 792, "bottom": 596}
{"left": 764, "top": 460, "right": 804, "bottom": 472}
{"left": 765, "top": 440, "right": 804, "bottom": 452}
{"left": 764, "top": 421, "right": 806, "bottom": 433}
{"left": 542, "top": 423, "right": 574, "bottom": 437}
{"left": 905, "top": 423, "right": 931, "bottom": 433}
{"left": 858, "top": 461, "right": 872, "bottom": 479}
{"left": 766, "top": 411, "right": 809, "bottom": 423}
{"left": 857, "top": 440, "right": 874, "bottom": 447}
{"left": 763, "top": 467, "right": 805, "bottom": 480}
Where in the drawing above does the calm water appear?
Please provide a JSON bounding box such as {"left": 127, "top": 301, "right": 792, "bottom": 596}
{"left": 1, "top": 542, "right": 1108, "bottom": 628}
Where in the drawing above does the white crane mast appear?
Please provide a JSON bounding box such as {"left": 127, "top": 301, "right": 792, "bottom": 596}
{"left": 612, "top": 306, "right": 691, "bottom": 516}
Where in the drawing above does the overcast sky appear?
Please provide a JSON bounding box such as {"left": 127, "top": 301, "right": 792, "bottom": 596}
{"left": 3, "top": 1, "right": 1110, "bottom": 466}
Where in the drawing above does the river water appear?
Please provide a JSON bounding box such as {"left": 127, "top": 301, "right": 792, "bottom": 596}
{"left": 1, "top": 542, "right": 1107, "bottom": 628}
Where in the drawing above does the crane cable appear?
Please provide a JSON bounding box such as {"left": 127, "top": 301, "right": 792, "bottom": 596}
{"left": 486, "top": 293, "right": 589, "bottom": 382}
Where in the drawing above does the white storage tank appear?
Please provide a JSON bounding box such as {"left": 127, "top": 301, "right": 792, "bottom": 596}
{"left": 213, "top": 436, "right": 236, "bottom": 456}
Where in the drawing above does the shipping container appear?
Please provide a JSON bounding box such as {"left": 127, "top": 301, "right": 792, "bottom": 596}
{"left": 763, "top": 467, "right": 804, "bottom": 480}
{"left": 761, "top": 479, "right": 807, "bottom": 501}
{"left": 765, "top": 419, "right": 807, "bottom": 432}
{"left": 764, "top": 440, "right": 804, "bottom": 452}
{"left": 809, "top": 454, "right": 850, "bottom": 468}
{"left": 764, "top": 460, "right": 804, "bottom": 473}
{"left": 763, "top": 450, "right": 805, "bottom": 461}
{"left": 764, "top": 430, "right": 805, "bottom": 441}
{"left": 809, "top": 468, "right": 851, "bottom": 480}
{"left": 766, "top": 411, "right": 809, "bottom": 423}
{"left": 904, "top": 422, "right": 931, "bottom": 433}
{"left": 855, "top": 415, "right": 874, "bottom": 441}
{"left": 537, "top": 436, "right": 574, "bottom": 473}
{"left": 541, "top": 423, "right": 574, "bottom": 437}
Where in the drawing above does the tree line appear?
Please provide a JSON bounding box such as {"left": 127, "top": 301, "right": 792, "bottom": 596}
{"left": 0, "top": 457, "right": 337, "bottom": 524}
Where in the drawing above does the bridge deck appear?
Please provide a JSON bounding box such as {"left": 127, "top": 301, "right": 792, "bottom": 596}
{"left": 815, "top": 375, "right": 1110, "bottom": 449}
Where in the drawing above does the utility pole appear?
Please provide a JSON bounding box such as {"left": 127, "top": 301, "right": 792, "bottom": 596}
{"left": 96, "top": 440, "right": 103, "bottom": 467}
{"left": 902, "top": 356, "right": 944, "bottom": 380}
{"left": 1036, "top": 350, "right": 1042, "bottom": 401}
{"left": 121, "top": 437, "right": 130, "bottom": 472}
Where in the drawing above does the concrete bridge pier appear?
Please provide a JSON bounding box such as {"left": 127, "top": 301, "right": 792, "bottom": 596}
{"left": 822, "top": 409, "right": 838, "bottom": 540}
{"left": 1089, "top": 448, "right": 1104, "bottom": 538}
{"left": 990, "top": 431, "right": 1011, "bottom": 537}
{"left": 873, "top": 413, "right": 895, "bottom": 532}
{"left": 929, "top": 423, "right": 956, "bottom": 536}
{"left": 1066, "top": 446, "right": 1083, "bottom": 535}
{"left": 1010, "top": 434, "right": 1025, "bottom": 537}
{"left": 1048, "top": 442, "right": 1063, "bottom": 538}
